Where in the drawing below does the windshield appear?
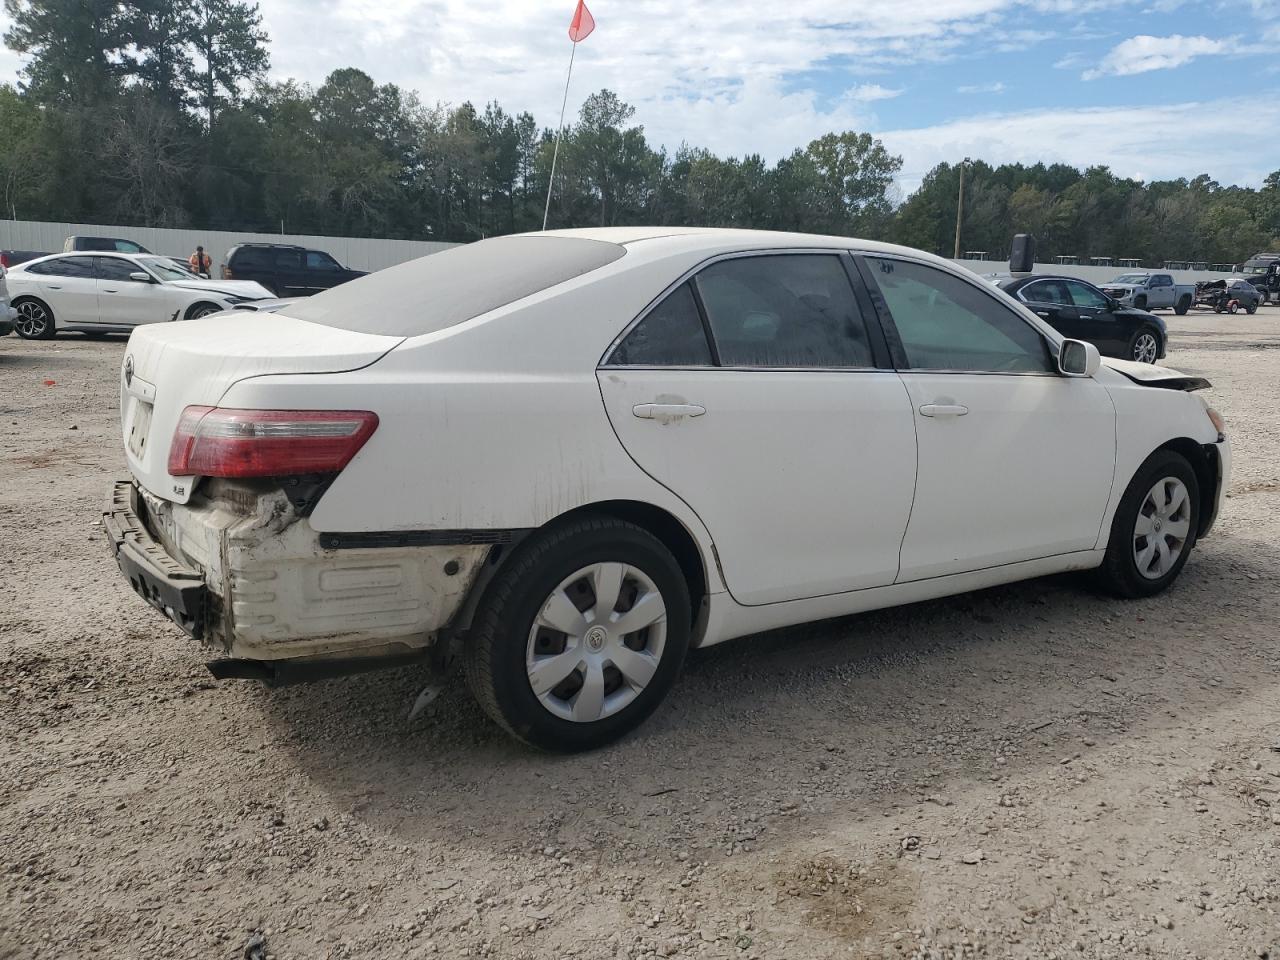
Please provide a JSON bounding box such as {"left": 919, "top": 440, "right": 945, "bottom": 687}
{"left": 289, "top": 235, "right": 627, "bottom": 336}
{"left": 138, "top": 256, "right": 197, "bottom": 282}
{"left": 1112, "top": 274, "right": 1147, "bottom": 283}
{"left": 1239, "top": 263, "right": 1270, "bottom": 275}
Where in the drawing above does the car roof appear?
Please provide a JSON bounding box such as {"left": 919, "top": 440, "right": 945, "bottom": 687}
{"left": 17, "top": 251, "right": 149, "bottom": 267}
{"left": 229, "top": 242, "right": 306, "bottom": 251}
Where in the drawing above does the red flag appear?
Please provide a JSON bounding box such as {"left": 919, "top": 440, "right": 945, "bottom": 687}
{"left": 568, "top": 0, "right": 595, "bottom": 42}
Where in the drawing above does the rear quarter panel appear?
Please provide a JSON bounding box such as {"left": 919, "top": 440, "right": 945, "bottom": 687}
{"left": 215, "top": 248, "right": 730, "bottom": 593}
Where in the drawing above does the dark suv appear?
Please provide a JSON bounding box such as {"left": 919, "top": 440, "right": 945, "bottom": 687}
{"left": 222, "top": 243, "right": 366, "bottom": 297}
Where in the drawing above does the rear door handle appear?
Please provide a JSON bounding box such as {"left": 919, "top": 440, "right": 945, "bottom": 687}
{"left": 919, "top": 403, "right": 969, "bottom": 418}
{"left": 632, "top": 403, "right": 706, "bottom": 420}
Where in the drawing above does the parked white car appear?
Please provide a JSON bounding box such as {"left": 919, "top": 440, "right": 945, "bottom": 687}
{"left": 105, "top": 228, "right": 1230, "bottom": 751}
{"left": 8, "top": 252, "right": 272, "bottom": 339}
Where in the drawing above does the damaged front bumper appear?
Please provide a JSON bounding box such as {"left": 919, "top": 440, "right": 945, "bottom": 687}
{"left": 105, "top": 478, "right": 490, "bottom": 679}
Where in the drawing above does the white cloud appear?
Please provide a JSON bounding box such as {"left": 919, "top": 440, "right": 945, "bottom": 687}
{"left": 1082, "top": 34, "right": 1229, "bottom": 79}
{"left": 846, "top": 83, "right": 905, "bottom": 102}
{"left": 957, "top": 81, "right": 1006, "bottom": 93}
{"left": 877, "top": 98, "right": 1280, "bottom": 194}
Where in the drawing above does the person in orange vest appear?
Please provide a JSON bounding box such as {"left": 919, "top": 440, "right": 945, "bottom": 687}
{"left": 188, "top": 245, "right": 211, "bottom": 277}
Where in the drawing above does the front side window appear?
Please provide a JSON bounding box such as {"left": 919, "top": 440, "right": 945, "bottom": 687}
{"left": 1021, "top": 279, "right": 1071, "bottom": 305}
{"left": 693, "top": 255, "right": 873, "bottom": 368}
{"left": 609, "top": 283, "right": 713, "bottom": 366}
{"left": 865, "top": 257, "right": 1051, "bottom": 373}
{"left": 1066, "top": 281, "right": 1109, "bottom": 310}
{"left": 94, "top": 257, "right": 143, "bottom": 282}
{"left": 306, "top": 251, "right": 341, "bottom": 271}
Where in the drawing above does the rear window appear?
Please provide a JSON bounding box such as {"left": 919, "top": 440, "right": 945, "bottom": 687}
{"left": 288, "top": 235, "right": 626, "bottom": 336}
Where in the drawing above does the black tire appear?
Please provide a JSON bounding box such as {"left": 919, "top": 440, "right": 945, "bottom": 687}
{"left": 1213, "top": 300, "right": 1225, "bottom": 314}
{"left": 1174, "top": 296, "right": 1190, "bottom": 316}
{"left": 1129, "top": 325, "right": 1161, "bottom": 363}
{"left": 13, "top": 297, "right": 56, "bottom": 339}
{"left": 1133, "top": 295, "right": 1147, "bottom": 310}
{"left": 185, "top": 302, "right": 222, "bottom": 320}
{"left": 1093, "top": 449, "right": 1200, "bottom": 599}
{"left": 463, "top": 517, "right": 692, "bottom": 752}
{"left": 1246, "top": 302, "right": 1258, "bottom": 315}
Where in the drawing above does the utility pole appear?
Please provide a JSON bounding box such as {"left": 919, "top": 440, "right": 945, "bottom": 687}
{"left": 953, "top": 157, "right": 970, "bottom": 260}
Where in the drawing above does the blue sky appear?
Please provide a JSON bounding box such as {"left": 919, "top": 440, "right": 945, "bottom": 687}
{"left": 1, "top": 0, "right": 1276, "bottom": 195}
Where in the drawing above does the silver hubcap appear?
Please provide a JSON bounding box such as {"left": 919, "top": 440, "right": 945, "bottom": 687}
{"left": 1133, "top": 333, "right": 1158, "bottom": 363}
{"left": 526, "top": 562, "right": 668, "bottom": 723}
{"left": 1133, "top": 477, "right": 1191, "bottom": 580}
{"left": 16, "top": 302, "right": 48, "bottom": 337}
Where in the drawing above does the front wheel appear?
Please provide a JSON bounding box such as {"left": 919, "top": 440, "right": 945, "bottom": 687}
{"left": 1133, "top": 295, "right": 1147, "bottom": 310}
{"left": 186, "top": 302, "right": 222, "bottom": 320}
{"left": 1246, "top": 302, "right": 1258, "bottom": 315}
{"left": 1094, "top": 450, "right": 1200, "bottom": 598}
{"left": 13, "top": 298, "right": 55, "bottom": 339}
{"left": 1130, "top": 327, "right": 1160, "bottom": 363}
{"left": 463, "top": 517, "right": 691, "bottom": 751}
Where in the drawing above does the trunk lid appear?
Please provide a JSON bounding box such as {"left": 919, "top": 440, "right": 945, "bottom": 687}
{"left": 121, "top": 313, "right": 402, "bottom": 503}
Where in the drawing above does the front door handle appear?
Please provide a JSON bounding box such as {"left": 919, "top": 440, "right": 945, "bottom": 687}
{"left": 919, "top": 403, "right": 969, "bottom": 418}
{"left": 632, "top": 403, "right": 706, "bottom": 421}
{"left": 45, "top": 284, "right": 62, "bottom": 290}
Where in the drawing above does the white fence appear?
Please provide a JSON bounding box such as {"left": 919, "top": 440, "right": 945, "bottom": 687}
{"left": 0, "top": 219, "right": 458, "bottom": 273}
{"left": 954, "top": 258, "right": 1236, "bottom": 286}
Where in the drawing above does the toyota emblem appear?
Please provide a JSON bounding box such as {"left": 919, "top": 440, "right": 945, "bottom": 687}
{"left": 124, "top": 355, "right": 134, "bottom": 387}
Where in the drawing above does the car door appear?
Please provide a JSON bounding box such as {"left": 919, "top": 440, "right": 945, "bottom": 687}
{"left": 597, "top": 252, "right": 918, "bottom": 605}
{"left": 31, "top": 256, "right": 100, "bottom": 324}
{"left": 274, "top": 249, "right": 309, "bottom": 296}
{"left": 858, "top": 255, "right": 1115, "bottom": 582}
{"left": 305, "top": 250, "right": 345, "bottom": 290}
{"left": 1017, "top": 278, "right": 1086, "bottom": 338}
{"left": 1149, "top": 275, "right": 1173, "bottom": 308}
{"left": 94, "top": 257, "right": 176, "bottom": 327}
{"left": 1065, "top": 279, "right": 1129, "bottom": 356}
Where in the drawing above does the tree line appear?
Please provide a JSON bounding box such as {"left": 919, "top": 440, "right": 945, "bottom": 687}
{"left": 1, "top": 0, "right": 1277, "bottom": 265}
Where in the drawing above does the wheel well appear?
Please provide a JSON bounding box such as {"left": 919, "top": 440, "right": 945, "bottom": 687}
{"left": 549, "top": 500, "right": 708, "bottom": 620}
{"left": 1156, "top": 437, "right": 1218, "bottom": 537}
{"left": 184, "top": 301, "right": 221, "bottom": 319}
{"left": 445, "top": 500, "right": 710, "bottom": 641}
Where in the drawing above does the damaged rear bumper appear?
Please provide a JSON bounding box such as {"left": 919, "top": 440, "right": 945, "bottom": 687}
{"left": 105, "top": 478, "right": 490, "bottom": 673}
{"left": 105, "top": 480, "right": 207, "bottom": 638}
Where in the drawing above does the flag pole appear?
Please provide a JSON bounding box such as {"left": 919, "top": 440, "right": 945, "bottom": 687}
{"left": 542, "top": 40, "right": 577, "bottom": 232}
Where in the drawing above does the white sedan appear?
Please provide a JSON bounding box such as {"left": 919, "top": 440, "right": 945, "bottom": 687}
{"left": 105, "top": 228, "right": 1230, "bottom": 751}
{"left": 8, "top": 252, "right": 272, "bottom": 339}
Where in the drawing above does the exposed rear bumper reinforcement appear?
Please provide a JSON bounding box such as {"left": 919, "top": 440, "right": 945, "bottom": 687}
{"left": 104, "top": 479, "right": 207, "bottom": 638}
{"left": 208, "top": 650, "right": 428, "bottom": 686}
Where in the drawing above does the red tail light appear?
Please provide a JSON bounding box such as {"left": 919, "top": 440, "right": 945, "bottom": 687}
{"left": 0, "top": 253, "right": 10, "bottom": 268}
{"left": 167, "top": 406, "right": 379, "bottom": 478}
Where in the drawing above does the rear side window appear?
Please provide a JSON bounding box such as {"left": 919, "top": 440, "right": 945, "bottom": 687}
{"left": 32, "top": 257, "right": 95, "bottom": 278}
{"left": 230, "top": 248, "right": 269, "bottom": 268}
{"left": 865, "top": 257, "right": 1051, "bottom": 373}
{"left": 694, "top": 255, "right": 874, "bottom": 368}
{"left": 1021, "top": 279, "right": 1071, "bottom": 305}
{"left": 609, "top": 283, "right": 712, "bottom": 366}
{"left": 273, "top": 249, "right": 302, "bottom": 269}
{"left": 290, "top": 235, "right": 626, "bottom": 337}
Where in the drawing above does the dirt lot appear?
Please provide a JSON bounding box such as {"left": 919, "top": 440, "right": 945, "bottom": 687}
{"left": 2, "top": 311, "right": 1279, "bottom": 960}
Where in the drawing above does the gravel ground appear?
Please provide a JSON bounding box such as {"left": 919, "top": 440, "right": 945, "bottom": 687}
{"left": 2, "top": 310, "right": 1279, "bottom": 960}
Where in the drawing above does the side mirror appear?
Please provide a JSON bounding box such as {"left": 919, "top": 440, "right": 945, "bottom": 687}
{"left": 1059, "top": 338, "right": 1100, "bottom": 377}
{"left": 128, "top": 271, "right": 153, "bottom": 283}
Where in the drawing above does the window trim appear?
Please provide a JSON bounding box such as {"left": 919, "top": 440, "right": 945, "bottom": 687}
{"left": 852, "top": 251, "right": 1061, "bottom": 377}
{"left": 34, "top": 255, "right": 97, "bottom": 280}
{"left": 599, "top": 248, "right": 893, "bottom": 372}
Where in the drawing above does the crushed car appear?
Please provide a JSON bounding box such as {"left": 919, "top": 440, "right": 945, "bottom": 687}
{"left": 1195, "top": 278, "right": 1262, "bottom": 314}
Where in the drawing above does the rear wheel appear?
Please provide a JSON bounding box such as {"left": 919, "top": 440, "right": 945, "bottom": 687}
{"left": 464, "top": 517, "right": 691, "bottom": 751}
{"left": 13, "top": 298, "right": 55, "bottom": 339}
{"left": 1130, "top": 326, "right": 1160, "bottom": 363}
{"left": 1174, "top": 295, "right": 1191, "bottom": 316}
{"left": 1094, "top": 450, "right": 1200, "bottom": 598}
